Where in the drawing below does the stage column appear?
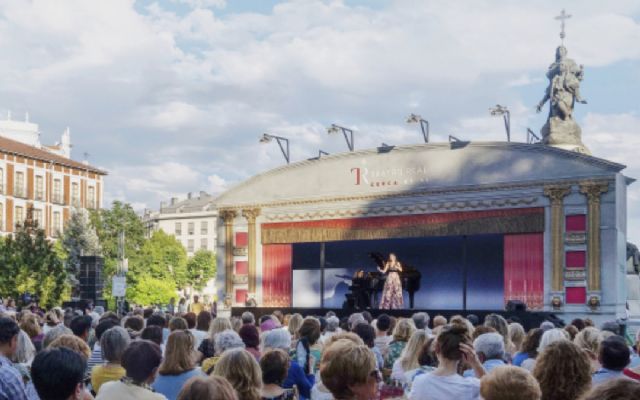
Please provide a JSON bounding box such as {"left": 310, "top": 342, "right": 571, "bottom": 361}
{"left": 580, "top": 182, "right": 609, "bottom": 293}
{"left": 544, "top": 186, "right": 571, "bottom": 294}
{"left": 220, "top": 209, "right": 237, "bottom": 304}
{"left": 242, "top": 208, "right": 261, "bottom": 296}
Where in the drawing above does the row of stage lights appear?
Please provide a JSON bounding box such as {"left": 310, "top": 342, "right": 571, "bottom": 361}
{"left": 260, "top": 105, "right": 542, "bottom": 164}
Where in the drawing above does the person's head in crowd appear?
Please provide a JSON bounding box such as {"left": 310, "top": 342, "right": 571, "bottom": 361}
{"left": 571, "top": 318, "right": 586, "bottom": 331}
{"left": 480, "top": 366, "right": 541, "bottom": 400}
{"left": 63, "top": 308, "right": 74, "bottom": 327}
{"left": 348, "top": 313, "right": 365, "bottom": 331}
{"left": 99, "top": 311, "right": 120, "bottom": 324}
{"left": 533, "top": 340, "right": 591, "bottom": 400}
{"left": 0, "top": 317, "right": 20, "bottom": 359}
{"left": 95, "top": 318, "right": 119, "bottom": 343}
{"left": 215, "top": 329, "right": 246, "bottom": 356}
{"left": 435, "top": 324, "right": 471, "bottom": 364}
{"left": 484, "top": 314, "right": 509, "bottom": 344}
{"left": 183, "top": 312, "right": 197, "bottom": 329}
{"left": 101, "top": 326, "right": 130, "bottom": 364}
{"left": 144, "top": 308, "right": 154, "bottom": 319}
{"left": 538, "top": 328, "right": 570, "bottom": 354}
{"left": 196, "top": 311, "right": 212, "bottom": 332}
{"left": 450, "top": 316, "right": 474, "bottom": 337}
{"left": 574, "top": 327, "right": 603, "bottom": 364}
{"left": 260, "top": 349, "right": 290, "bottom": 388}
{"left": 466, "top": 314, "right": 480, "bottom": 327}
{"left": 48, "top": 334, "right": 91, "bottom": 360}
{"left": 160, "top": 330, "right": 197, "bottom": 375}
{"left": 411, "top": 312, "right": 430, "bottom": 330}
{"left": 231, "top": 317, "right": 242, "bottom": 332}
{"left": 272, "top": 311, "right": 284, "bottom": 325}
{"left": 43, "top": 324, "right": 73, "bottom": 349}
{"left": 298, "top": 317, "right": 321, "bottom": 346}
{"left": 318, "top": 316, "right": 327, "bottom": 333}
{"left": 353, "top": 323, "right": 376, "bottom": 348}
{"left": 392, "top": 318, "right": 415, "bottom": 343}
{"left": 508, "top": 323, "right": 525, "bottom": 353}
{"left": 584, "top": 318, "right": 595, "bottom": 327}
{"left": 417, "top": 337, "right": 438, "bottom": 368}
{"left": 472, "top": 326, "right": 497, "bottom": 341}
{"left": 320, "top": 339, "right": 379, "bottom": 400}
{"left": 260, "top": 318, "right": 277, "bottom": 333}
{"left": 432, "top": 315, "right": 447, "bottom": 331}
{"left": 239, "top": 324, "right": 260, "bottom": 351}
{"left": 600, "top": 321, "right": 621, "bottom": 336}
{"left": 11, "top": 329, "right": 36, "bottom": 365}
{"left": 210, "top": 317, "right": 233, "bottom": 339}
{"left": 564, "top": 324, "right": 579, "bottom": 341}
{"left": 361, "top": 311, "right": 373, "bottom": 325}
{"left": 177, "top": 375, "right": 239, "bottom": 400}
{"left": 375, "top": 314, "right": 391, "bottom": 335}
{"left": 288, "top": 313, "right": 303, "bottom": 339}
{"left": 20, "top": 313, "right": 42, "bottom": 339}
{"left": 140, "top": 325, "right": 164, "bottom": 346}
{"left": 581, "top": 378, "right": 640, "bottom": 400}
{"left": 31, "top": 347, "right": 86, "bottom": 400}
{"left": 473, "top": 332, "right": 505, "bottom": 363}
{"left": 124, "top": 315, "right": 144, "bottom": 333}
{"left": 540, "top": 321, "right": 555, "bottom": 331}
{"left": 45, "top": 310, "right": 61, "bottom": 328}
{"left": 170, "top": 316, "right": 189, "bottom": 332}
{"left": 522, "top": 328, "right": 544, "bottom": 358}
{"left": 122, "top": 340, "right": 163, "bottom": 385}
{"left": 339, "top": 317, "right": 350, "bottom": 332}
{"left": 214, "top": 348, "right": 262, "bottom": 400}
{"left": 241, "top": 312, "right": 256, "bottom": 325}
{"left": 326, "top": 316, "right": 340, "bottom": 333}
{"left": 69, "top": 315, "right": 93, "bottom": 342}
{"left": 262, "top": 327, "right": 291, "bottom": 352}
{"left": 324, "top": 332, "right": 364, "bottom": 348}
{"left": 147, "top": 312, "right": 167, "bottom": 329}
{"left": 399, "top": 330, "right": 428, "bottom": 372}
{"left": 599, "top": 335, "right": 630, "bottom": 372}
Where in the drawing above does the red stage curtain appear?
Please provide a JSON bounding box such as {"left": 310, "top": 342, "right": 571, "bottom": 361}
{"left": 262, "top": 244, "right": 292, "bottom": 307}
{"left": 504, "top": 234, "right": 544, "bottom": 310}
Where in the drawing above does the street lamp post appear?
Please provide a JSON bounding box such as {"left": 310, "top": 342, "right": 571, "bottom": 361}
{"left": 489, "top": 104, "right": 511, "bottom": 142}
{"left": 406, "top": 113, "right": 430, "bottom": 143}
{"left": 260, "top": 133, "right": 290, "bottom": 164}
{"left": 327, "top": 124, "right": 355, "bottom": 152}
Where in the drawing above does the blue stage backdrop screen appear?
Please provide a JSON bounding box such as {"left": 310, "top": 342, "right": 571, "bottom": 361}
{"left": 291, "top": 234, "right": 504, "bottom": 310}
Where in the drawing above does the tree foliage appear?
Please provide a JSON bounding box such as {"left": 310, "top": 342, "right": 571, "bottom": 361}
{"left": 62, "top": 208, "right": 101, "bottom": 285}
{"left": 132, "top": 230, "right": 188, "bottom": 288}
{"left": 126, "top": 274, "right": 176, "bottom": 306}
{"left": 186, "top": 249, "right": 217, "bottom": 291}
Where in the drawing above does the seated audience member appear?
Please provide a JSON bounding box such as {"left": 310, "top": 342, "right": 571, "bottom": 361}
{"left": 391, "top": 330, "right": 428, "bottom": 382}
{"left": 177, "top": 375, "right": 238, "bottom": 400}
{"left": 522, "top": 328, "right": 569, "bottom": 372}
{"left": 202, "top": 329, "right": 245, "bottom": 374}
{"left": 409, "top": 324, "right": 485, "bottom": 400}
{"left": 96, "top": 340, "right": 165, "bottom": 400}
{"left": 533, "top": 341, "right": 591, "bottom": 400}
{"left": 539, "top": 321, "right": 555, "bottom": 331}
{"left": 347, "top": 313, "right": 365, "bottom": 332}
{"left": 91, "top": 326, "right": 130, "bottom": 394}
{"left": 124, "top": 316, "right": 144, "bottom": 338}
{"left": 288, "top": 314, "right": 303, "bottom": 342}
{"left": 48, "top": 334, "right": 92, "bottom": 360}
{"left": 373, "top": 314, "right": 392, "bottom": 358}
{"left": 242, "top": 312, "right": 256, "bottom": 326}
{"left": 311, "top": 334, "right": 364, "bottom": 400}
{"left": 70, "top": 315, "right": 93, "bottom": 343}
{"left": 186, "top": 312, "right": 207, "bottom": 350}
{"left": 141, "top": 325, "right": 164, "bottom": 346}
{"left": 169, "top": 317, "right": 189, "bottom": 332}
{"left": 263, "top": 328, "right": 315, "bottom": 399}
{"left": 196, "top": 311, "right": 212, "bottom": 334}
{"left": 483, "top": 314, "right": 511, "bottom": 352}
{"left": 20, "top": 313, "right": 44, "bottom": 352}
{"left": 431, "top": 315, "right": 447, "bottom": 335}
{"left": 507, "top": 323, "right": 525, "bottom": 356}
{"left": 320, "top": 339, "right": 380, "bottom": 400}
{"left": 574, "top": 327, "right": 603, "bottom": 373}
{"left": 592, "top": 335, "right": 631, "bottom": 385}
{"left": 295, "top": 318, "right": 322, "bottom": 375}
{"left": 479, "top": 366, "right": 541, "bottom": 400}
{"left": 199, "top": 317, "right": 232, "bottom": 360}
{"left": 353, "top": 322, "right": 384, "bottom": 369}
{"left": 600, "top": 321, "right": 621, "bottom": 336}
{"left": 463, "top": 333, "right": 506, "bottom": 377}
{"left": 147, "top": 312, "right": 170, "bottom": 344}
{"left": 239, "top": 324, "right": 261, "bottom": 361}
{"left": 43, "top": 324, "right": 74, "bottom": 349}
{"left": 88, "top": 319, "right": 119, "bottom": 371}
{"left": 385, "top": 318, "right": 415, "bottom": 369}
{"left": 260, "top": 316, "right": 278, "bottom": 333}
{"left": 581, "top": 377, "right": 640, "bottom": 400}
{"left": 411, "top": 312, "right": 430, "bottom": 333}
{"left": 213, "top": 348, "right": 262, "bottom": 400}
{"left": 260, "top": 349, "right": 296, "bottom": 400}
{"left": 403, "top": 337, "right": 437, "bottom": 386}
{"left": 0, "top": 317, "right": 31, "bottom": 400}
{"left": 31, "top": 347, "right": 88, "bottom": 400}
{"left": 571, "top": 318, "right": 586, "bottom": 331}
{"left": 466, "top": 314, "right": 480, "bottom": 327}
{"left": 512, "top": 328, "right": 542, "bottom": 367}
{"left": 43, "top": 309, "right": 62, "bottom": 334}
{"left": 564, "top": 324, "right": 579, "bottom": 341}
{"left": 153, "top": 330, "right": 204, "bottom": 400}
{"left": 321, "top": 316, "right": 341, "bottom": 344}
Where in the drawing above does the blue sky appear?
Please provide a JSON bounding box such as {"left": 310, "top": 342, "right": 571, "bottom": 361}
{"left": 0, "top": 0, "right": 639, "bottom": 238}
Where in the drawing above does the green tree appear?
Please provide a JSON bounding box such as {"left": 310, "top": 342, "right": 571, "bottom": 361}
{"left": 62, "top": 207, "right": 102, "bottom": 285}
{"left": 126, "top": 273, "right": 176, "bottom": 306}
{"left": 133, "top": 230, "right": 188, "bottom": 288}
{"left": 186, "top": 249, "right": 217, "bottom": 291}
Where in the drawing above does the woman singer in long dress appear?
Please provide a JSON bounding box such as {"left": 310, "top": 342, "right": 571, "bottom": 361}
{"left": 378, "top": 253, "right": 403, "bottom": 309}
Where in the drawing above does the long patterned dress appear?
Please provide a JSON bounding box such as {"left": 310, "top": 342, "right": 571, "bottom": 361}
{"left": 379, "top": 263, "right": 403, "bottom": 309}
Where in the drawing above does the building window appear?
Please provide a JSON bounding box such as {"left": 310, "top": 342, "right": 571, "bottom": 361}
{"left": 33, "top": 209, "right": 43, "bottom": 229}
{"left": 0, "top": 168, "right": 4, "bottom": 194}
{"left": 187, "top": 239, "right": 194, "bottom": 252}
{"left": 53, "top": 179, "right": 62, "bottom": 204}
{"left": 14, "top": 172, "right": 25, "bottom": 198}
{"left": 188, "top": 222, "right": 195, "bottom": 235}
{"left": 71, "top": 182, "right": 80, "bottom": 207}
{"left": 200, "top": 221, "right": 208, "bottom": 235}
{"left": 35, "top": 176, "right": 44, "bottom": 201}
{"left": 15, "top": 206, "right": 24, "bottom": 227}
{"left": 87, "top": 186, "right": 96, "bottom": 208}
{"left": 53, "top": 211, "right": 62, "bottom": 237}
{"left": 175, "top": 222, "right": 182, "bottom": 236}
{"left": 200, "top": 238, "right": 208, "bottom": 250}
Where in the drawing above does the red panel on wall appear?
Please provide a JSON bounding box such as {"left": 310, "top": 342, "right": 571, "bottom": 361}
{"left": 235, "top": 289, "right": 248, "bottom": 304}
{"left": 566, "top": 251, "right": 586, "bottom": 268}
{"left": 235, "top": 232, "right": 248, "bottom": 247}
{"left": 504, "top": 233, "right": 544, "bottom": 310}
{"left": 566, "top": 287, "right": 586, "bottom": 304}
{"left": 235, "top": 261, "right": 248, "bottom": 275}
{"left": 566, "top": 215, "right": 586, "bottom": 232}
{"left": 262, "top": 244, "right": 292, "bottom": 307}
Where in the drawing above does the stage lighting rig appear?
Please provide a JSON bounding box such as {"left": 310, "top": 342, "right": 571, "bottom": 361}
{"left": 489, "top": 104, "right": 511, "bottom": 142}
{"left": 406, "top": 113, "right": 430, "bottom": 143}
{"left": 260, "top": 133, "right": 290, "bottom": 164}
{"left": 327, "top": 124, "right": 355, "bottom": 152}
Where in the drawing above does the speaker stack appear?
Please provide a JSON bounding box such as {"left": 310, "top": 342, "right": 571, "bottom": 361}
{"left": 78, "top": 256, "right": 105, "bottom": 304}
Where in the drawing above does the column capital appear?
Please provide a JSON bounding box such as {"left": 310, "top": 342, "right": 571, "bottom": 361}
{"left": 579, "top": 181, "right": 609, "bottom": 203}
{"left": 543, "top": 185, "right": 572, "bottom": 205}
{"left": 219, "top": 209, "right": 238, "bottom": 224}
{"left": 242, "top": 208, "right": 261, "bottom": 223}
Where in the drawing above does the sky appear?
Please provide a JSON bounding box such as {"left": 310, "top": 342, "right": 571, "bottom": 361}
{"left": 0, "top": 0, "right": 639, "bottom": 239}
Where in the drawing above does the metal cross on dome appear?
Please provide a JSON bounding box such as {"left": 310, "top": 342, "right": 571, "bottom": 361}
{"left": 555, "top": 9, "right": 572, "bottom": 45}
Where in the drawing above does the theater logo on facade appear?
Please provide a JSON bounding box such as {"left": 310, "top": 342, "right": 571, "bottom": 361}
{"left": 351, "top": 165, "right": 429, "bottom": 187}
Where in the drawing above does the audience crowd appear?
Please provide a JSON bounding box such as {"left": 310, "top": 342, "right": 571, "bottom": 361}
{"left": 1, "top": 299, "right": 640, "bottom": 400}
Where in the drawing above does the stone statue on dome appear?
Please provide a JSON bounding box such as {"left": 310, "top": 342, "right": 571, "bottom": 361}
{"left": 536, "top": 9, "right": 590, "bottom": 154}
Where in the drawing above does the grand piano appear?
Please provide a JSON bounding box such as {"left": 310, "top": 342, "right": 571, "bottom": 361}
{"left": 344, "top": 252, "right": 422, "bottom": 310}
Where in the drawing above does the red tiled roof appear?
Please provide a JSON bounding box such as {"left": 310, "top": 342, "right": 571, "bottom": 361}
{"left": 0, "top": 135, "right": 107, "bottom": 175}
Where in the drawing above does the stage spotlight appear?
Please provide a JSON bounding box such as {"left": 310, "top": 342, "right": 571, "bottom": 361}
{"left": 406, "top": 113, "right": 430, "bottom": 143}
{"left": 489, "top": 104, "right": 511, "bottom": 142}
{"left": 260, "top": 133, "right": 290, "bottom": 164}
{"left": 327, "top": 124, "right": 355, "bottom": 152}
